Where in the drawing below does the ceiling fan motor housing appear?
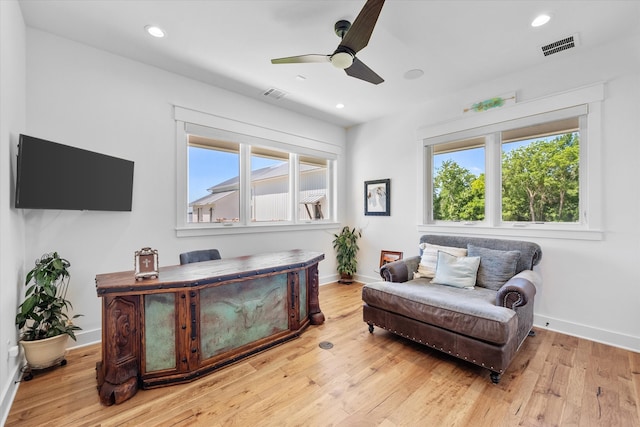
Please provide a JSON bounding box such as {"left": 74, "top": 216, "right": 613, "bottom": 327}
{"left": 334, "top": 20, "right": 352, "bottom": 38}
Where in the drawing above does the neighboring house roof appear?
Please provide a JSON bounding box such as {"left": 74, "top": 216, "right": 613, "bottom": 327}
{"left": 207, "top": 163, "right": 320, "bottom": 193}
{"left": 189, "top": 190, "right": 235, "bottom": 207}
{"left": 192, "top": 163, "right": 323, "bottom": 207}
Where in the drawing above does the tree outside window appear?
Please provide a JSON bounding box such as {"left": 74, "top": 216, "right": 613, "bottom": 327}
{"left": 430, "top": 119, "right": 580, "bottom": 224}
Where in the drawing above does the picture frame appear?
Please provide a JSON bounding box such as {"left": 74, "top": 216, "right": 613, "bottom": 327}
{"left": 380, "top": 250, "right": 403, "bottom": 268}
{"left": 364, "top": 179, "right": 390, "bottom": 216}
{"left": 135, "top": 247, "right": 159, "bottom": 280}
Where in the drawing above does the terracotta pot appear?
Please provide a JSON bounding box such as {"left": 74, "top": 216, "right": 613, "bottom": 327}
{"left": 20, "top": 334, "right": 68, "bottom": 369}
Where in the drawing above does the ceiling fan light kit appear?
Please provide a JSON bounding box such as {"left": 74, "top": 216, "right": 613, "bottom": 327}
{"left": 331, "top": 51, "right": 354, "bottom": 69}
{"left": 270, "top": 0, "right": 385, "bottom": 85}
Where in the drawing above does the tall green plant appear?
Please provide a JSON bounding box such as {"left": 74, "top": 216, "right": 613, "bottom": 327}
{"left": 332, "top": 226, "right": 362, "bottom": 276}
{"left": 16, "top": 252, "right": 82, "bottom": 341}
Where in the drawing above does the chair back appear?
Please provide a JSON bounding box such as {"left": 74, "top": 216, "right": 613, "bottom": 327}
{"left": 179, "top": 249, "right": 221, "bottom": 265}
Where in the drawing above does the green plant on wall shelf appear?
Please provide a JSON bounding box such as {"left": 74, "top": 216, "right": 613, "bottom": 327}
{"left": 16, "top": 252, "right": 82, "bottom": 342}
{"left": 332, "top": 226, "right": 362, "bottom": 283}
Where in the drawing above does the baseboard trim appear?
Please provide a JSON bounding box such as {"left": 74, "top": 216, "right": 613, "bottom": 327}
{"left": 355, "top": 272, "right": 383, "bottom": 284}
{"left": 1, "top": 362, "right": 23, "bottom": 426}
{"left": 319, "top": 274, "right": 340, "bottom": 285}
{"left": 67, "top": 328, "right": 101, "bottom": 350}
{"left": 534, "top": 314, "right": 640, "bottom": 353}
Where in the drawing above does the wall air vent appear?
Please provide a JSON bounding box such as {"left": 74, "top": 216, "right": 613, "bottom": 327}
{"left": 540, "top": 34, "right": 579, "bottom": 57}
{"left": 262, "top": 88, "right": 288, "bottom": 100}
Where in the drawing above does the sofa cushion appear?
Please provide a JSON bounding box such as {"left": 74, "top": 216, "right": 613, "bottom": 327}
{"left": 362, "top": 280, "right": 517, "bottom": 345}
{"left": 467, "top": 244, "right": 521, "bottom": 290}
{"left": 417, "top": 243, "right": 467, "bottom": 278}
{"left": 431, "top": 251, "right": 480, "bottom": 289}
{"left": 422, "top": 235, "right": 541, "bottom": 274}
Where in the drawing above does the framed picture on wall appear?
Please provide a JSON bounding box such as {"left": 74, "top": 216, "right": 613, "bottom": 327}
{"left": 380, "top": 250, "right": 403, "bottom": 267}
{"left": 364, "top": 179, "right": 390, "bottom": 216}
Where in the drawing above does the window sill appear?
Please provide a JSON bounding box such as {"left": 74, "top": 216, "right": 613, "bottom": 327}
{"left": 417, "top": 223, "right": 603, "bottom": 241}
{"left": 176, "top": 221, "right": 340, "bottom": 237}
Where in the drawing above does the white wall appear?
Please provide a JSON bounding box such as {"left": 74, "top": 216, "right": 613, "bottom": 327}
{"left": 23, "top": 29, "right": 346, "bottom": 347}
{"left": 0, "top": 1, "right": 27, "bottom": 422}
{"left": 347, "top": 35, "right": 640, "bottom": 351}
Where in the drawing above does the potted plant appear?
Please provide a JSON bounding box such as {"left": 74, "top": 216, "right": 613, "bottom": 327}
{"left": 16, "top": 252, "right": 82, "bottom": 370}
{"left": 332, "top": 226, "right": 362, "bottom": 284}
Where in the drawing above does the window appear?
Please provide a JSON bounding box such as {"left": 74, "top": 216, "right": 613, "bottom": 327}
{"left": 501, "top": 118, "right": 579, "bottom": 223}
{"left": 426, "top": 112, "right": 584, "bottom": 227}
{"left": 299, "top": 156, "right": 329, "bottom": 221}
{"left": 418, "top": 83, "right": 603, "bottom": 239}
{"left": 250, "top": 147, "right": 289, "bottom": 223}
{"left": 432, "top": 137, "right": 485, "bottom": 221}
{"left": 188, "top": 137, "right": 240, "bottom": 223}
{"left": 186, "top": 135, "right": 334, "bottom": 226}
{"left": 175, "top": 106, "right": 339, "bottom": 235}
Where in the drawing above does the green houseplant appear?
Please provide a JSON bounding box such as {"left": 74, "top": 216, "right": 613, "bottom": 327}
{"left": 16, "top": 252, "right": 82, "bottom": 369}
{"left": 332, "top": 226, "right": 362, "bottom": 284}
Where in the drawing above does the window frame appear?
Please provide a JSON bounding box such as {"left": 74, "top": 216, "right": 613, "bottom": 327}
{"left": 417, "top": 83, "right": 604, "bottom": 240}
{"left": 174, "top": 107, "right": 340, "bottom": 237}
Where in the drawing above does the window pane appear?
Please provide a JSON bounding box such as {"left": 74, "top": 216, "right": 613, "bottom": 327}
{"left": 432, "top": 139, "right": 485, "bottom": 221}
{"left": 188, "top": 137, "right": 240, "bottom": 223}
{"left": 502, "top": 130, "right": 579, "bottom": 223}
{"left": 299, "top": 156, "right": 328, "bottom": 221}
{"left": 251, "top": 148, "right": 289, "bottom": 222}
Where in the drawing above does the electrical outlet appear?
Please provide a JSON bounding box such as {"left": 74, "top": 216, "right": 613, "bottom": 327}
{"left": 8, "top": 346, "right": 19, "bottom": 358}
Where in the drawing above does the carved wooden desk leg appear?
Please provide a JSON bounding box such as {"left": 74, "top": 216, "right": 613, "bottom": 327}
{"left": 97, "top": 296, "right": 140, "bottom": 405}
{"left": 307, "top": 264, "right": 325, "bottom": 325}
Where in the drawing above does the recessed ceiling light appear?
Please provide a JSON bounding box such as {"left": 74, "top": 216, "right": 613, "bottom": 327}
{"left": 336, "top": 103, "right": 345, "bottom": 109}
{"left": 145, "top": 25, "right": 166, "bottom": 38}
{"left": 531, "top": 14, "right": 551, "bottom": 27}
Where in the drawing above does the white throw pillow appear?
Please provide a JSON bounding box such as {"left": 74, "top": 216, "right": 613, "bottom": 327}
{"left": 431, "top": 251, "right": 481, "bottom": 289}
{"left": 417, "top": 243, "right": 467, "bottom": 278}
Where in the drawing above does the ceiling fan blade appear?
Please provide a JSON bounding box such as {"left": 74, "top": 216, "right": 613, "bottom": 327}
{"left": 344, "top": 57, "right": 384, "bottom": 85}
{"left": 271, "top": 54, "right": 330, "bottom": 64}
{"left": 340, "top": 0, "right": 385, "bottom": 54}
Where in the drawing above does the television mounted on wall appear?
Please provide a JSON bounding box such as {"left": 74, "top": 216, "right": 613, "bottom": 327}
{"left": 14, "top": 134, "right": 134, "bottom": 211}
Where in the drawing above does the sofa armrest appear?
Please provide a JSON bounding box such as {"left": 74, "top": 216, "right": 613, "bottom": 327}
{"left": 496, "top": 270, "right": 541, "bottom": 309}
{"left": 380, "top": 256, "right": 420, "bottom": 282}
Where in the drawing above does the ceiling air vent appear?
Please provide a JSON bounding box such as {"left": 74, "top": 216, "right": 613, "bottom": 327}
{"left": 540, "top": 34, "right": 579, "bottom": 57}
{"left": 262, "top": 88, "right": 288, "bottom": 100}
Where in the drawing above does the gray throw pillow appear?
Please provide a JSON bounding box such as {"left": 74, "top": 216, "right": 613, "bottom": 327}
{"left": 431, "top": 251, "right": 480, "bottom": 289}
{"left": 467, "top": 244, "right": 521, "bottom": 290}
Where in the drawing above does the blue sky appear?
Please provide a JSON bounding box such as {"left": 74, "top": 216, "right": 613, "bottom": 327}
{"left": 434, "top": 140, "right": 533, "bottom": 177}
{"left": 434, "top": 147, "right": 485, "bottom": 176}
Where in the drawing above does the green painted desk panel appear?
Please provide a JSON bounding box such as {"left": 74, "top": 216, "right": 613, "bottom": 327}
{"left": 299, "top": 270, "right": 307, "bottom": 320}
{"left": 200, "top": 274, "right": 288, "bottom": 360}
{"left": 144, "top": 293, "right": 177, "bottom": 372}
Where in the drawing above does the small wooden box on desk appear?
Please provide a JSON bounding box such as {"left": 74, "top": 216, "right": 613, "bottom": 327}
{"left": 95, "top": 250, "right": 325, "bottom": 406}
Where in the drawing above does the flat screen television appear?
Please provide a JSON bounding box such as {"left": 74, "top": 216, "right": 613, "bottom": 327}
{"left": 15, "top": 134, "right": 134, "bottom": 211}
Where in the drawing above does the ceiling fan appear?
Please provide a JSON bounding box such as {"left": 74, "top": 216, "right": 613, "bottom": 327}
{"left": 271, "top": 0, "right": 385, "bottom": 85}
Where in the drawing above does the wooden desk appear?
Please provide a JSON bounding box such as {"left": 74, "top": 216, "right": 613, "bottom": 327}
{"left": 95, "top": 250, "right": 324, "bottom": 405}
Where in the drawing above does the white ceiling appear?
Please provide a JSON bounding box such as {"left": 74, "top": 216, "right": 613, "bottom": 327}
{"left": 18, "top": 0, "right": 640, "bottom": 128}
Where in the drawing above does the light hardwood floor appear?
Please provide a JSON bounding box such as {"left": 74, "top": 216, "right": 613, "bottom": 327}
{"left": 7, "top": 282, "right": 640, "bottom": 426}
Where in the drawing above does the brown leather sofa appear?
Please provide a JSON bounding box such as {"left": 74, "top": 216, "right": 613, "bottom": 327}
{"left": 362, "top": 235, "right": 542, "bottom": 383}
